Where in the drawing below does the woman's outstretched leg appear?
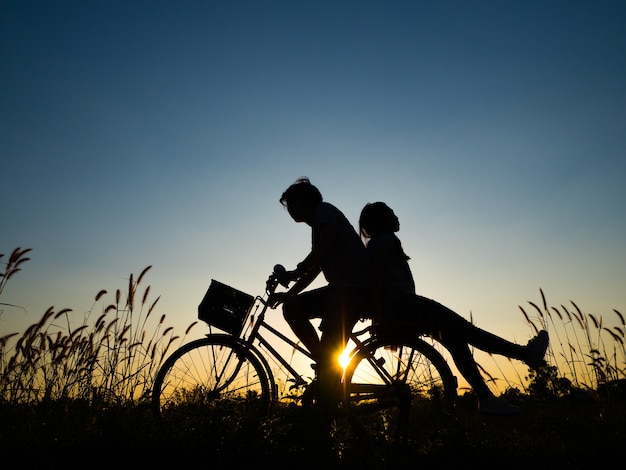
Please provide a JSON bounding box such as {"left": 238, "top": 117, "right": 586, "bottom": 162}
{"left": 409, "top": 295, "right": 549, "bottom": 369}
{"left": 391, "top": 295, "right": 549, "bottom": 415}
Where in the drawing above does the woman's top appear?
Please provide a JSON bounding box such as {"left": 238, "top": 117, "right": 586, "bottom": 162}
{"left": 367, "top": 232, "right": 415, "bottom": 304}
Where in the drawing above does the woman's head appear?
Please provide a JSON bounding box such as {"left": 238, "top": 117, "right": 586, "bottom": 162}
{"left": 359, "top": 202, "right": 409, "bottom": 260}
{"left": 359, "top": 202, "right": 400, "bottom": 239}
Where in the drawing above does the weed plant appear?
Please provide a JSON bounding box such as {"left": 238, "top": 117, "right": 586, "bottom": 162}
{"left": 0, "top": 250, "right": 196, "bottom": 405}
{"left": 517, "top": 288, "right": 625, "bottom": 398}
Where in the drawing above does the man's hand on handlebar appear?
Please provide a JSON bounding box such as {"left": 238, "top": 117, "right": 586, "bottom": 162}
{"left": 276, "top": 269, "right": 299, "bottom": 286}
{"left": 267, "top": 264, "right": 298, "bottom": 308}
{"left": 267, "top": 263, "right": 314, "bottom": 308}
{"left": 267, "top": 291, "right": 291, "bottom": 309}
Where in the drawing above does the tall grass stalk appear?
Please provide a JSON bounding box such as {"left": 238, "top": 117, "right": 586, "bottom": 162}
{"left": 0, "top": 265, "right": 196, "bottom": 405}
{"left": 0, "top": 247, "right": 32, "bottom": 312}
{"left": 518, "top": 288, "right": 625, "bottom": 394}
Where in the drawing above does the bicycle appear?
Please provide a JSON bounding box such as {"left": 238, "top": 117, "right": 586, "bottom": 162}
{"left": 152, "top": 265, "right": 458, "bottom": 449}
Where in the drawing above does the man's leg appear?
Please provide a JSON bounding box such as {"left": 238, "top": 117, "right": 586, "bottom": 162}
{"left": 282, "top": 287, "right": 330, "bottom": 362}
{"left": 317, "top": 287, "right": 364, "bottom": 405}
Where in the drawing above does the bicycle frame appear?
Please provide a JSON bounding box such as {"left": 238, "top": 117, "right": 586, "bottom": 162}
{"left": 214, "top": 268, "right": 375, "bottom": 397}
{"left": 241, "top": 295, "right": 313, "bottom": 389}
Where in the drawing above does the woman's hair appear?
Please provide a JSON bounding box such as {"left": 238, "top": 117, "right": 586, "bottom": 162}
{"left": 280, "top": 177, "right": 323, "bottom": 208}
{"left": 359, "top": 202, "right": 397, "bottom": 238}
{"left": 359, "top": 202, "right": 410, "bottom": 260}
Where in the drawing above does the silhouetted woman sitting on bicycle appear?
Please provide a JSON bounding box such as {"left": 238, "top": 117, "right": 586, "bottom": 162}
{"left": 359, "top": 202, "right": 549, "bottom": 415}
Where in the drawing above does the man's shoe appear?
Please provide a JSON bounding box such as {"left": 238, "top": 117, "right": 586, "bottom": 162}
{"left": 526, "top": 330, "right": 549, "bottom": 369}
{"left": 479, "top": 397, "right": 520, "bottom": 416}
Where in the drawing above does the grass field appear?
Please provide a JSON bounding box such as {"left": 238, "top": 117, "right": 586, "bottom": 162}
{"left": 1, "top": 250, "right": 624, "bottom": 469}
{"left": 1, "top": 391, "right": 624, "bottom": 469}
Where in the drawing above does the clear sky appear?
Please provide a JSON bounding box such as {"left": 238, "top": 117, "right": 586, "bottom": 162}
{"left": 2, "top": 1, "right": 625, "bottom": 386}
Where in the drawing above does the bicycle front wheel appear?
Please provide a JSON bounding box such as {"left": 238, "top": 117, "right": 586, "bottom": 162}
{"left": 343, "top": 335, "right": 457, "bottom": 450}
{"left": 152, "top": 335, "right": 271, "bottom": 428}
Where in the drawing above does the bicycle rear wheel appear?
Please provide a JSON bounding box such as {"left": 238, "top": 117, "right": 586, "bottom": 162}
{"left": 152, "top": 335, "right": 271, "bottom": 429}
{"left": 343, "top": 335, "right": 457, "bottom": 450}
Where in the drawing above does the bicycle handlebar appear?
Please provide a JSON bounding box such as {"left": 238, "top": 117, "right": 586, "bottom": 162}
{"left": 265, "top": 263, "right": 291, "bottom": 295}
{"left": 272, "top": 264, "right": 291, "bottom": 288}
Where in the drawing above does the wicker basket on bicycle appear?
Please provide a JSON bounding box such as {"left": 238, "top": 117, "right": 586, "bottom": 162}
{"left": 198, "top": 280, "right": 255, "bottom": 335}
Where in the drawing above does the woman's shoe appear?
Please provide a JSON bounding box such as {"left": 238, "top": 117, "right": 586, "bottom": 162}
{"left": 526, "top": 330, "right": 549, "bottom": 369}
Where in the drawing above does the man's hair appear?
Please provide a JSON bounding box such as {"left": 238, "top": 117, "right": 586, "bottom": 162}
{"left": 280, "top": 177, "right": 323, "bottom": 208}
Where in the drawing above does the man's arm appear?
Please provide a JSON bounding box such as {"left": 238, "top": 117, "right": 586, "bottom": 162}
{"left": 295, "top": 223, "right": 337, "bottom": 275}
{"left": 267, "top": 264, "right": 321, "bottom": 308}
{"left": 286, "top": 223, "right": 336, "bottom": 295}
{"left": 287, "top": 264, "right": 322, "bottom": 296}
{"left": 268, "top": 223, "right": 336, "bottom": 307}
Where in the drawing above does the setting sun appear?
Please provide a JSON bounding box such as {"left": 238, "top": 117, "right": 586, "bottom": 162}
{"left": 338, "top": 347, "right": 352, "bottom": 370}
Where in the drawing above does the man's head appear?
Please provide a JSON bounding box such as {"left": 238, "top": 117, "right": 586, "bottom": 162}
{"left": 280, "top": 177, "right": 323, "bottom": 223}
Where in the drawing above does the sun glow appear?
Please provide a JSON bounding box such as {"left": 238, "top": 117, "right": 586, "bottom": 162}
{"left": 338, "top": 347, "right": 352, "bottom": 370}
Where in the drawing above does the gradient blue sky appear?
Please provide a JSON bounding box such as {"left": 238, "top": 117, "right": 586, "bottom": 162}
{"left": 2, "top": 1, "right": 625, "bottom": 367}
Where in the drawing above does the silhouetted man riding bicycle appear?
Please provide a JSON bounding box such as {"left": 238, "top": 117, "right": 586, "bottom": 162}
{"left": 268, "top": 177, "right": 370, "bottom": 408}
